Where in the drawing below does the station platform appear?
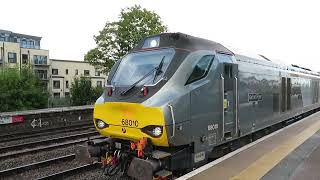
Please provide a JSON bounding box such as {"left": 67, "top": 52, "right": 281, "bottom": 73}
{"left": 178, "top": 112, "right": 320, "bottom": 180}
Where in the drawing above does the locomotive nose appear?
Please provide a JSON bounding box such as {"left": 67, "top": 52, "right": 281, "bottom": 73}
{"left": 93, "top": 102, "right": 169, "bottom": 147}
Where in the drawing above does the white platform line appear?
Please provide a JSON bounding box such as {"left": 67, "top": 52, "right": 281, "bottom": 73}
{"left": 177, "top": 112, "right": 318, "bottom": 180}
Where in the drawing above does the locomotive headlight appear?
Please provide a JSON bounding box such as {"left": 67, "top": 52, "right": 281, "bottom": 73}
{"left": 95, "top": 119, "right": 108, "bottom": 129}
{"left": 142, "top": 36, "right": 160, "bottom": 48}
{"left": 152, "top": 127, "right": 162, "bottom": 137}
{"left": 141, "top": 125, "right": 163, "bottom": 138}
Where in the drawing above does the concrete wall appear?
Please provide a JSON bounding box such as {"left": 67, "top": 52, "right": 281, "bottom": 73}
{"left": 0, "top": 105, "right": 94, "bottom": 136}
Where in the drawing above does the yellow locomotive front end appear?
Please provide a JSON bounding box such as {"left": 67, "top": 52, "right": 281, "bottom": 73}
{"left": 93, "top": 102, "right": 169, "bottom": 147}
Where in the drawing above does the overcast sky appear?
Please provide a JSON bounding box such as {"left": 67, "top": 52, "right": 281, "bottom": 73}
{"left": 1, "top": 0, "right": 320, "bottom": 70}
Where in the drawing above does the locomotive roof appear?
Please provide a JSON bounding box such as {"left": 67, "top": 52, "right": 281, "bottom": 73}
{"left": 133, "top": 32, "right": 319, "bottom": 77}
{"left": 132, "top": 32, "right": 233, "bottom": 55}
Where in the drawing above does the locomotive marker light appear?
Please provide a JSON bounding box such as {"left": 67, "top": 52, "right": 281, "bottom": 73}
{"left": 141, "top": 86, "right": 148, "bottom": 96}
{"left": 107, "top": 87, "right": 113, "bottom": 96}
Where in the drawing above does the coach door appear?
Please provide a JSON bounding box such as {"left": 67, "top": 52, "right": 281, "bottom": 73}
{"left": 281, "top": 77, "right": 288, "bottom": 112}
{"left": 221, "top": 63, "right": 239, "bottom": 140}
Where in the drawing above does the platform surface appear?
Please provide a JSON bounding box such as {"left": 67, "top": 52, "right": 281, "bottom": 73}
{"left": 178, "top": 112, "right": 320, "bottom": 180}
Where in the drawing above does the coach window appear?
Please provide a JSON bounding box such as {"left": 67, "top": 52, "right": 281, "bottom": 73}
{"left": 185, "top": 55, "right": 214, "bottom": 85}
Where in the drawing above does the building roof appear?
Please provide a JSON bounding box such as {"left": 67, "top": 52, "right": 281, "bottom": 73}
{"left": 0, "top": 29, "right": 42, "bottom": 41}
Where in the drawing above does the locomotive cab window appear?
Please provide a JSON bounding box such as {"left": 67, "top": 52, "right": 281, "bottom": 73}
{"left": 111, "top": 48, "right": 175, "bottom": 86}
{"left": 186, "top": 55, "right": 214, "bottom": 85}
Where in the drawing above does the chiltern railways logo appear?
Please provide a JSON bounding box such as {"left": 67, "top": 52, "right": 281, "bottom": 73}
{"left": 122, "top": 127, "right": 126, "bottom": 133}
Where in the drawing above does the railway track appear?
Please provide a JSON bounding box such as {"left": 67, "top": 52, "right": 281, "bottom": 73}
{"left": 36, "top": 163, "right": 101, "bottom": 180}
{"left": 0, "top": 123, "right": 93, "bottom": 143}
{"left": 0, "top": 126, "right": 104, "bottom": 180}
{"left": 0, "top": 133, "right": 103, "bottom": 161}
{"left": 0, "top": 154, "right": 75, "bottom": 178}
{"left": 0, "top": 131, "right": 97, "bottom": 154}
{"left": 0, "top": 153, "right": 101, "bottom": 179}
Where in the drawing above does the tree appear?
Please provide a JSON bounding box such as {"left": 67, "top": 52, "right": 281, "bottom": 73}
{"left": 85, "top": 5, "right": 167, "bottom": 73}
{"left": 70, "top": 77, "right": 103, "bottom": 106}
{"left": 0, "top": 68, "right": 49, "bottom": 112}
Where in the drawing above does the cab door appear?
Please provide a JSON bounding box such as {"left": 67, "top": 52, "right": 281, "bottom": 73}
{"left": 218, "top": 55, "right": 239, "bottom": 140}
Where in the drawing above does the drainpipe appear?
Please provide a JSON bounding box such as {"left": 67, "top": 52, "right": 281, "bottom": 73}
{"left": 2, "top": 42, "right": 5, "bottom": 70}
{"left": 28, "top": 50, "right": 30, "bottom": 71}
{"left": 19, "top": 47, "right": 22, "bottom": 73}
{"left": 0, "top": 43, "right": 3, "bottom": 70}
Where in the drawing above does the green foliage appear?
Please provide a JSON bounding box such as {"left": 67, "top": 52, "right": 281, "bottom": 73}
{"left": 48, "top": 97, "right": 71, "bottom": 108}
{"left": 0, "top": 68, "right": 49, "bottom": 112}
{"left": 70, "top": 77, "right": 103, "bottom": 106}
{"left": 85, "top": 5, "right": 167, "bottom": 73}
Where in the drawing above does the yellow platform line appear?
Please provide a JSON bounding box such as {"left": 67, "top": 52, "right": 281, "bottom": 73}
{"left": 231, "top": 117, "right": 320, "bottom": 180}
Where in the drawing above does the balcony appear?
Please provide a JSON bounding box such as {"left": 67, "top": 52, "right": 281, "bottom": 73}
{"left": 33, "top": 56, "right": 49, "bottom": 66}
{"left": 33, "top": 63, "right": 49, "bottom": 67}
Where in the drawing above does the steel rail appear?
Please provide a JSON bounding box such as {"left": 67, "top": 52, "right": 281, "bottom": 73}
{"left": 0, "top": 131, "right": 98, "bottom": 154}
{"left": 0, "top": 154, "right": 75, "bottom": 178}
{"left": 0, "top": 123, "right": 93, "bottom": 141}
{"left": 36, "top": 163, "right": 100, "bottom": 180}
{"left": 0, "top": 135, "right": 103, "bottom": 160}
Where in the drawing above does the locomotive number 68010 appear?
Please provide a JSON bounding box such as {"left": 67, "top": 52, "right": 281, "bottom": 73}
{"left": 121, "top": 119, "right": 138, "bottom": 127}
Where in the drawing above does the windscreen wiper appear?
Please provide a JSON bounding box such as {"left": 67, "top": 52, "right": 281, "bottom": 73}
{"left": 152, "top": 56, "right": 165, "bottom": 83}
{"left": 120, "top": 56, "right": 165, "bottom": 96}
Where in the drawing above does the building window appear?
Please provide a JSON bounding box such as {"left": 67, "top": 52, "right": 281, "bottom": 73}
{"left": 66, "top": 81, "right": 69, "bottom": 89}
{"left": 35, "top": 40, "right": 40, "bottom": 49}
{"left": 21, "top": 39, "right": 27, "bottom": 48}
{"left": 53, "top": 80, "right": 60, "bottom": 89}
{"left": 22, "top": 54, "right": 28, "bottom": 64}
{"left": 97, "top": 81, "right": 102, "bottom": 87}
{"left": 34, "top": 55, "right": 47, "bottom": 65}
{"left": 52, "top": 69, "right": 58, "bottom": 75}
{"left": 29, "top": 41, "right": 35, "bottom": 49}
{"left": 53, "top": 92, "right": 60, "bottom": 98}
{"left": 41, "top": 82, "right": 48, "bottom": 91}
{"left": 95, "top": 69, "right": 101, "bottom": 76}
{"left": 9, "top": 37, "right": 14, "bottom": 42}
{"left": 66, "top": 69, "right": 68, "bottom": 75}
{"left": 84, "top": 70, "right": 90, "bottom": 76}
{"left": 8, "top": 52, "right": 17, "bottom": 63}
{"left": 65, "top": 92, "right": 70, "bottom": 97}
{"left": 75, "top": 69, "right": 78, "bottom": 75}
{"left": 35, "top": 70, "right": 47, "bottom": 79}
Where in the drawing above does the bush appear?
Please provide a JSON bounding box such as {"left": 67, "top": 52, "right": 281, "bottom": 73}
{"left": 70, "top": 77, "right": 103, "bottom": 106}
{"left": 0, "top": 68, "right": 49, "bottom": 112}
{"left": 48, "top": 97, "right": 71, "bottom": 108}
